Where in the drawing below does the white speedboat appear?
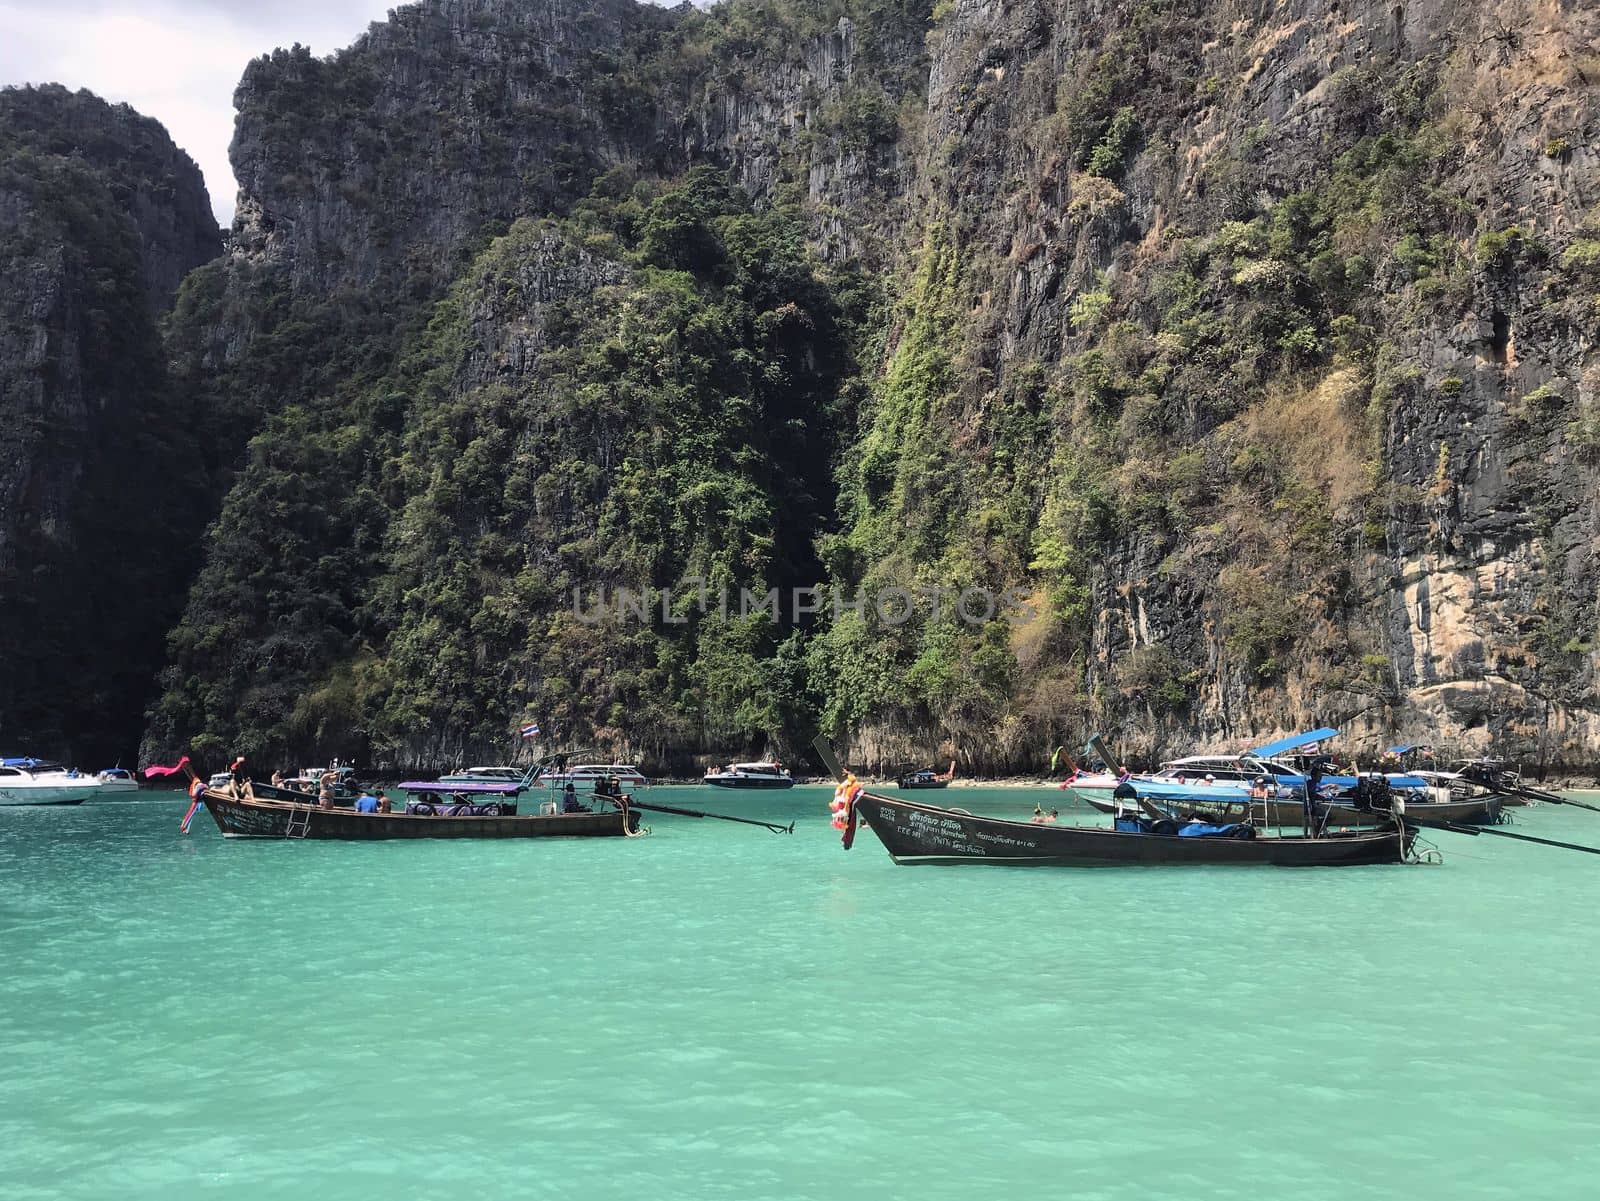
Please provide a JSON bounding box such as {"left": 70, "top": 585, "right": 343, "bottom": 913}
{"left": 703, "top": 761, "right": 794, "bottom": 789}
{"left": 96, "top": 767, "right": 141, "bottom": 794}
{"left": 537, "top": 763, "right": 647, "bottom": 787}
{"left": 439, "top": 765, "right": 527, "bottom": 784}
{"left": 0, "top": 759, "right": 104, "bottom": 806}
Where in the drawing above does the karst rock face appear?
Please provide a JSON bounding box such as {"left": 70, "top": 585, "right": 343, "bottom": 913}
{"left": 870, "top": 0, "right": 1599, "bottom": 772}
{"left": 0, "top": 85, "right": 221, "bottom": 763}
{"left": 10, "top": 2, "right": 1594, "bottom": 773}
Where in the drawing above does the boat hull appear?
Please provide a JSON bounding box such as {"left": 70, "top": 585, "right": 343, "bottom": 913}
{"left": 0, "top": 782, "right": 101, "bottom": 806}
{"left": 202, "top": 792, "right": 640, "bottom": 839}
{"left": 703, "top": 777, "right": 795, "bottom": 789}
{"left": 1073, "top": 789, "right": 1504, "bottom": 827}
{"left": 853, "top": 794, "right": 1412, "bottom": 867}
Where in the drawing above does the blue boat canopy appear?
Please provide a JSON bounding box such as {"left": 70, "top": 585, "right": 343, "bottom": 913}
{"left": 1385, "top": 744, "right": 1432, "bottom": 755}
{"left": 1248, "top": 728, "right": 1340, "bottom": 758}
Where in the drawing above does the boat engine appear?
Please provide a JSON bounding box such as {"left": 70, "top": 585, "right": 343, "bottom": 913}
{"left": 1351, "top": 774, "right": 1393, "bottom": 815}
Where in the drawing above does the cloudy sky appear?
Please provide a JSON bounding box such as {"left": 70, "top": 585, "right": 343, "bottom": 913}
{"left": 1, "top": 0, "right": 398, "bottom": 224}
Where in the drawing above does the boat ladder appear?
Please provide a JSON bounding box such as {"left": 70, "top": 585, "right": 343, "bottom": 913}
{"left": 284, "top": 805, "right": 313, "bottom": 839}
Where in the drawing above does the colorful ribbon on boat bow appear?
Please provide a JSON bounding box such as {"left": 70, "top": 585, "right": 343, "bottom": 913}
{"left": 179, "top": 776, "right": 205, "bottom": 834}
{"left": 829, "top": 772, "right": 863, "bottom": 849}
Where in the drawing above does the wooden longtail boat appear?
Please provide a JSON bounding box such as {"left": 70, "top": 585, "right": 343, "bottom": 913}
{"left": 849, "top": 792, "right": 1415, "bottom": 867}
{"left": 1073, "top": 789, "right": 1505, "bottom": 827}
{"left": 895, "top": 761, "right": 956, "bottom": 790}
{"left": 201, "top": 789, "right": 640, "bottom": 840}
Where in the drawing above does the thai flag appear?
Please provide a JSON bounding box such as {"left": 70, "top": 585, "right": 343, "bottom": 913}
{"left": 519, "top": 721, "right": 541, "bottom": 739}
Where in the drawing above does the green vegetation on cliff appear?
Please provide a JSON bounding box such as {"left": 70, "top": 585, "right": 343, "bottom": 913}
{"left": 148, "top": 171, "right": 862, "bottom": 767}
{"left": 133, "top": 0, "right": 1600, "bottom": 771}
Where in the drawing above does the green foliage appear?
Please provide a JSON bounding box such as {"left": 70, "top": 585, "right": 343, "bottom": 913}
{"left": 150, "top": 171, "right": 855, "bottom": 765}
{"left": 1561, "top": 238, "right": 1600, "bottom": 277}
{"left": 1219, "top": 566, "right": 1300, "bottom": 680}
{"left": 1069, "top": 286, "right": 1112, "bottom": 330}
{"left": 1085, "top": 106, "right": 1141, "bottom": 179}
{"left": 1570, "top": 397, "right": 1600, "bottom": 463}
{"left": 1475, "top": 226, "right": 1528, "bottom": 271}
{"left": 1116, "top": 644, "right": 1192, "bottom": 713}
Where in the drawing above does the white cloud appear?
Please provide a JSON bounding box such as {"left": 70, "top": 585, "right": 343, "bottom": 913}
{"left": 0, "top": 1, "right": 396, "bottom": 224}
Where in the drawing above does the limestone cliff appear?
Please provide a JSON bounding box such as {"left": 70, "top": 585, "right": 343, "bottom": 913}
{"left": 850, "top": 0, "right": 1599, "bottom": 773}
{"left": 142, "top": 0, "right": 1599, "bottom": 774}
{"left": 0, "top": 86, "right": 221, "bottom": 762}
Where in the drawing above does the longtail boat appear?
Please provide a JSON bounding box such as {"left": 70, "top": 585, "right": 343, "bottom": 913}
{"left": 1073, "top": 788, "right": 1504, "bottom": 827}
{"left": 844, "top": 791, "right": 1415, "bottom": 867}
{"left": 200, "top": 788, "right": 640, "bottom": 840}
{"left": 895, "top": 760, "right": 956, "bottom": 790}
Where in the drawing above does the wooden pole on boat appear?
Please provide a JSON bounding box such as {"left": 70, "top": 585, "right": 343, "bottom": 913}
{"left": 1518, "top": 789, "right": 1600, "bottom": 813}
{"left": 813, "top": 736, "right": 847, "bottom": 782}
{"left": 1087, "top": 733, "right": 1171, "bottom": 824}
{"left": 1406, "top": 815, "right": 1600, "bottom": 856}
{"left": 624, "top": 798, "right": 793, "bottom": 834}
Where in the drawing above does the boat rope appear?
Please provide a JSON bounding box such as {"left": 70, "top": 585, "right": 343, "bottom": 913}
{"left": 1407, "top": 834, "right": 1444, "bottom": 865}
{"left": 619, "top": 799, "right": 649, "bottom": 838}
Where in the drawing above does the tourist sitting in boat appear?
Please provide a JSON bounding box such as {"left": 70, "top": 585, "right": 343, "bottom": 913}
{"left": 562, "top": 782, "right": 588, "bottom": 813}
{"left": 229, "top": 756, "right": 252, "bottom": 799}
{"left": 355, "top": 791, "right": 381, "bottom": 813}
{"left": 376, "top": 793, "right": 392, "bottom": 813}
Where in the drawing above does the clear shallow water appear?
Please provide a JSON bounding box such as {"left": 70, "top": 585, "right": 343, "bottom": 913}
{"left": 3, "top": 786, "right": 1600, "bottom": 1201}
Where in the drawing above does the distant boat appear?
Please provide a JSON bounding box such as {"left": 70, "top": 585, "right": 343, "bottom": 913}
{"left": 439, "top": 765, "right": 527, "bottom": 784}
{"left": 536, "top": 763, "right": 647, "bottom": 787}
{"left": 0, "top": 758, "right": 103, "bottom": 806}
{"left": 95, "top": 767, "right": 140, "bottom": 794}
{"left": 895, "top": 761, "right": 956, "bottom": 790}
{"left": 283, "top": 762, "right": 367, "bottom": 803}
{"left": 703, "top": 761, "right": 794, "bottom": 789}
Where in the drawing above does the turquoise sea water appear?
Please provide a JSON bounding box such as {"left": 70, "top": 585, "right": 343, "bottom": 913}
{"left": 4, "top": 785, "right": 1600, "bottom": 1200}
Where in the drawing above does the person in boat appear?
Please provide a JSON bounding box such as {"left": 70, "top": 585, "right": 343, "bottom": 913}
{"left": 376, "top": 792, "right": 392, "bottom": 814}
{"left": 229, "top": 756, "right": 252, "bottom": 800}
{"left": 355, "top": 791, "right": 380, "bottom": 813}
{"left": 270, "top": 770, "right": 285, "bottom": 788}
{"left": 1248, "top": 775, "right": 1270, "bottom": 803}
{"left": 1302, "top": 756, "right": 1329, "bottom": 837}
{"left": 562, "top": 781, "right": 586, "bottom": 813}
{"left": 318, "top": 769, "right": 337, "bottom": 810}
